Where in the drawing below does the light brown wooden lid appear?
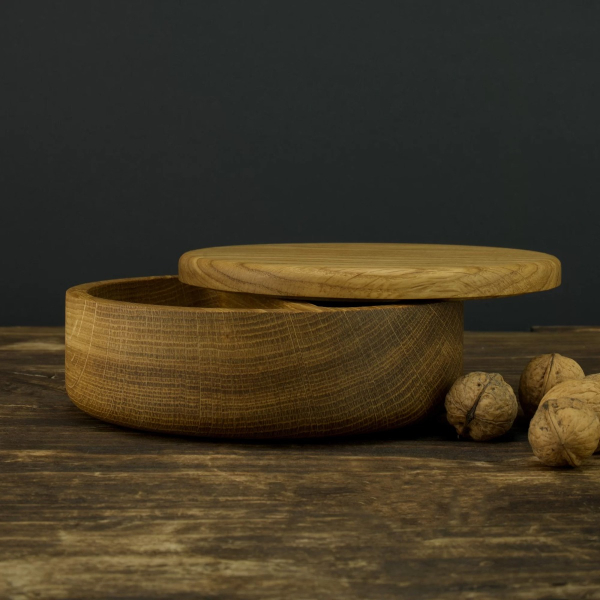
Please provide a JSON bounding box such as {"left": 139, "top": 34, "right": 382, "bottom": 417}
{"left": 178, "top": 243, "right": 561, "bottom": 301}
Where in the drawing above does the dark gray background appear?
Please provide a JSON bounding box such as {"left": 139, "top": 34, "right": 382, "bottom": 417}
{"left": 2, "top": 1, "right": 599, "bottom": 329}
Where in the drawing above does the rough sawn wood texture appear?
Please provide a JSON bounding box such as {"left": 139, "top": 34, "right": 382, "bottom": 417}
{"left": 65, "top": 276, "right": 463, "bottom": 438}
{"left": 179, "top": 243, "right": 561, "bottom": 300}
{"left": 3, "top": 327, "right": 600, "bottom": 599}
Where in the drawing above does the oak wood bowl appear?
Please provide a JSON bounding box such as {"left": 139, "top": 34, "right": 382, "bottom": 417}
{"left": 65, "top": 276, "right": 463, "bottom": 438}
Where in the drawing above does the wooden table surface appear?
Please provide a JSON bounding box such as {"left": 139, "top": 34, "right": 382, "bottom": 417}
{"left": 2, "top": 326, "right": 600, "bottom": 599}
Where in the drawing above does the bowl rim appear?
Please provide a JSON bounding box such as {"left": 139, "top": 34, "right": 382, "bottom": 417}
{"left": 66, "top": 276, "right": 448, "bottom": 314}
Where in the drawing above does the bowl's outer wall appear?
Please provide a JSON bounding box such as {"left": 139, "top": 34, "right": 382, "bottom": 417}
{"left": 65, "top": 278, "right": 463, "bottom": 438}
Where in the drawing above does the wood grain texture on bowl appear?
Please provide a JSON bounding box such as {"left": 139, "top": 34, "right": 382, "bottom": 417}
{"left": 178, "top": 243, "right": 561, "bottom": 301}
{"left": 65, "top": 276, "right": 463, "bottom": 438}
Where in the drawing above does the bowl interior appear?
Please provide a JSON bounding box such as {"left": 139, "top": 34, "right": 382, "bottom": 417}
{"left": 80, "top": 276, "right": 426, "bottom": 312}
{"left": 83, "top": 277, "right": 304, "bottom": 310}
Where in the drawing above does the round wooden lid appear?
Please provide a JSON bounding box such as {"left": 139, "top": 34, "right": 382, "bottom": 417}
{"left": 178, "top": 243, "right": 561, "bottom": 301}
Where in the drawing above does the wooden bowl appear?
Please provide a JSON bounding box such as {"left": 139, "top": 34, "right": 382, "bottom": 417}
{"left": 65, "top": 276, "right": 463, "bottom": 438}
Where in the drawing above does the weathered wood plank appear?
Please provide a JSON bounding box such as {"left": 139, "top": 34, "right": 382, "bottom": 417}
{"left": 2, "top": 327, "right": 600, "bottom": 599}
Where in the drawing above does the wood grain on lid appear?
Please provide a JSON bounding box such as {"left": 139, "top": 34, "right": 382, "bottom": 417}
{"left": 179, "top": 243, "right": 561, "bottom": 300}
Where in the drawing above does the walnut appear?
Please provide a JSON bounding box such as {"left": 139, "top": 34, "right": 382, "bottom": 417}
{"left": 541, "top": 379, "right": 600, "bottom": 453}
{"left": 585, "top": 373, "right": 600, "bottom": 383}
{"left": 541, "top": 379, "right": 600, "bottom": 416}
{"left": 445, "top": 372, "right": 518, "bottom": 441}
{"left": 528, "top": 398, "right": 600, "bottom": 467}
{"left": 519, "top": 354, "right": 584, "bottom": 418}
